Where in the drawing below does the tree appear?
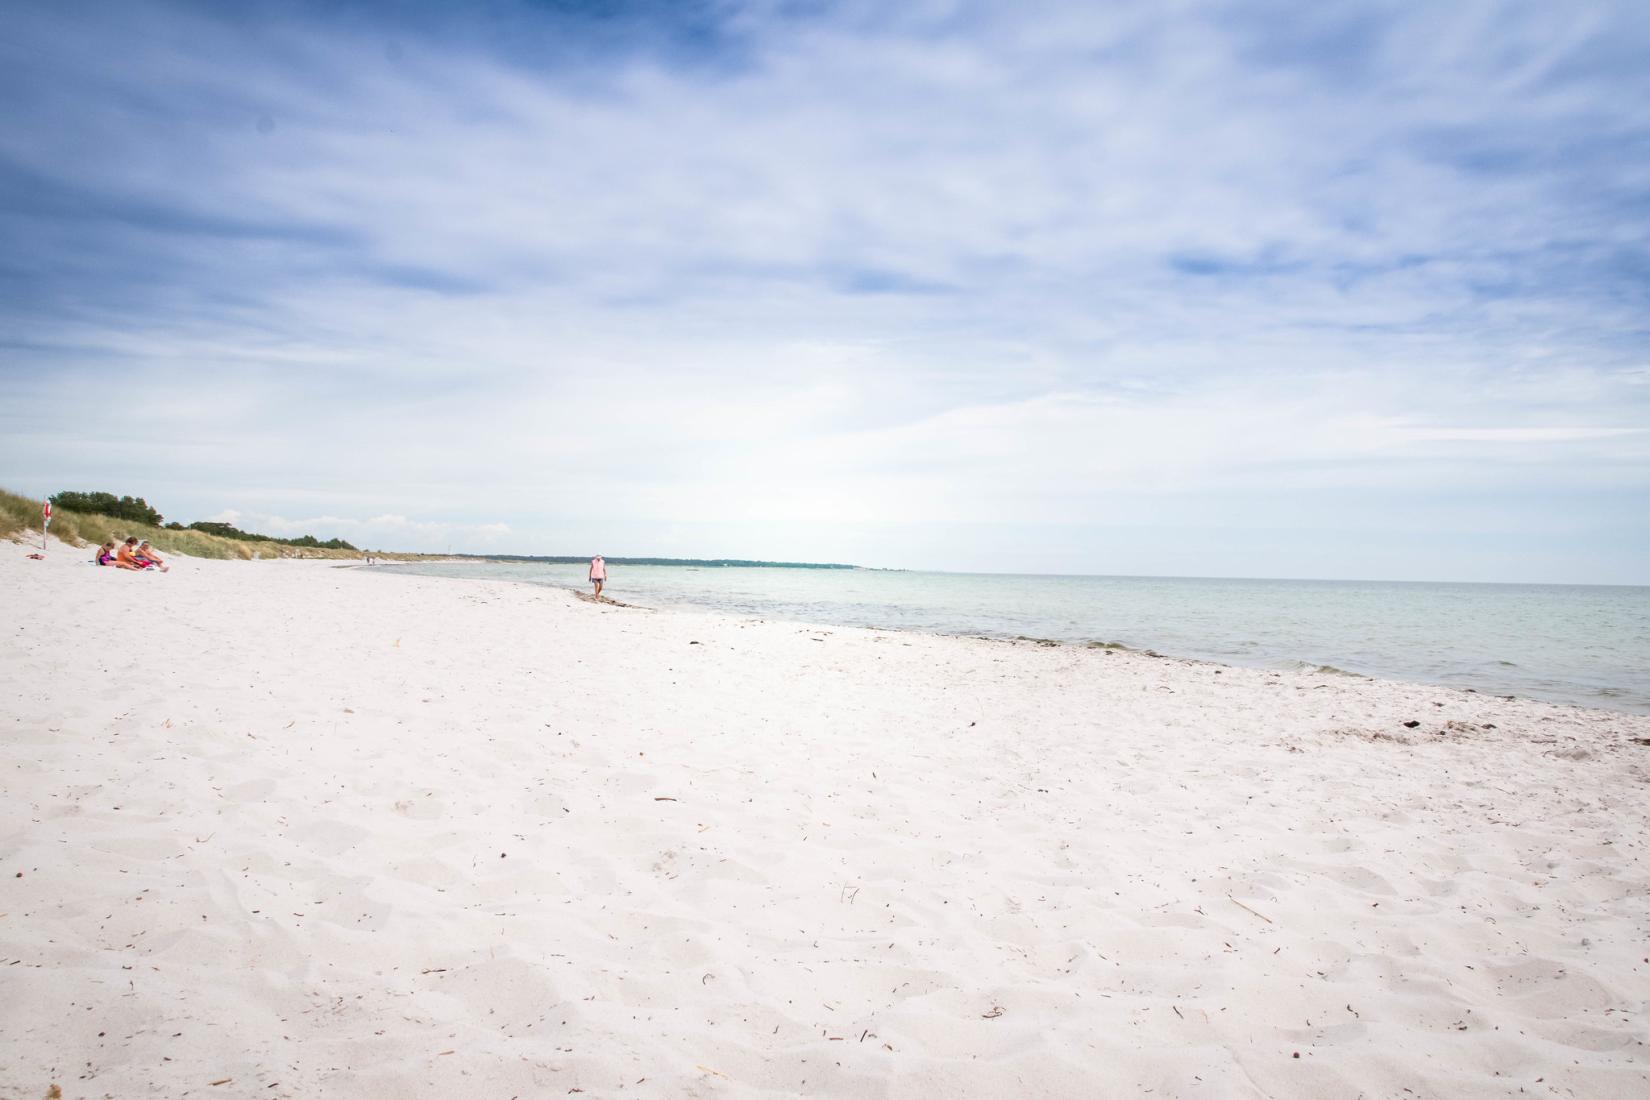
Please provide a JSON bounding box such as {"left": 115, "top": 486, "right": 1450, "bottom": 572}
{"left": 188, "top": 521, "right": 248, "bottom": 539}
{"left": 52, "top": 491, "right": 164, "bottom": 526}
{"left": 187, "top": 520, "right": 357, "bottom": 552}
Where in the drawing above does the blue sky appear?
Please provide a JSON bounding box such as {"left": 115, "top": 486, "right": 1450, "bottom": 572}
{"left": 2, "top": 0, "right": 1647, "bottom": 581}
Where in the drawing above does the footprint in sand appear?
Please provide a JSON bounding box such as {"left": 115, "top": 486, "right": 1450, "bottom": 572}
{"left": 392, "top": 796, "right": 446, "bottom": 820}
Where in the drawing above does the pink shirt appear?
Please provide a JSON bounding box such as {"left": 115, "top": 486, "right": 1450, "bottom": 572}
{"left": 589, "top": 557, "right": 606, "bottom": 580}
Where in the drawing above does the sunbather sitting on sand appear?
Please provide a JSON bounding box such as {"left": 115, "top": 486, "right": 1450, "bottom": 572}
{"left": 135, "top": 540, "right": 166, "bottom": 568}
{"left": 116, "top": 536, "right": 167, "bottom": 572}
{"left": 97, "top": 540, "right": 142, "bottom": 570}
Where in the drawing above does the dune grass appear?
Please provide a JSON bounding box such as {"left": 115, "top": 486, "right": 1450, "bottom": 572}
{"left": 1, "top": 488, "right": 375, "bottom": 561}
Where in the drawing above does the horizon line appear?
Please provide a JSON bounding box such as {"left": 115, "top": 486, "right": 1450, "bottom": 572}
{"left": 413, "top": 554, "right": 1649, "bottom": 591}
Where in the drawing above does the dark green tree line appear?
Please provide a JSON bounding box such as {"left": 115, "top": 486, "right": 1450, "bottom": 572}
{"left": 51, "top": 491, "right": 164, "bottom": 525}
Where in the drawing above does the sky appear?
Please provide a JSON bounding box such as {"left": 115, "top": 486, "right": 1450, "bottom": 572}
{"left": 1, "top": 0, "right": 1647, "bottom": 582}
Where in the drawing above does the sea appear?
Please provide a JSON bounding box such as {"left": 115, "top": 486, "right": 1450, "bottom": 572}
{"left": 376, "top": 561, "right": 1650, "bottom": 715}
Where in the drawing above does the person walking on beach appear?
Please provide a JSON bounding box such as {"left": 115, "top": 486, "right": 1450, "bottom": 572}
{"left": 589, "top": 554, "right": 606, "bottom": 599}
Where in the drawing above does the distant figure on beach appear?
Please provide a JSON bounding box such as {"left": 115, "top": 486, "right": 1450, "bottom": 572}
{"left": 589, "top": 555, "right": 606, "bottom": 599}
{"left": 135, "top": 541, "right": 166, "bottom": 569}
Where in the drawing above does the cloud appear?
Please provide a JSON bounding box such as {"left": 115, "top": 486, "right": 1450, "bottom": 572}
{"left": 1, "top": 1, "right": 1647, "bottom": 579}
{"left": 1401, "top": 427, "right": 1647, "bottom": 444}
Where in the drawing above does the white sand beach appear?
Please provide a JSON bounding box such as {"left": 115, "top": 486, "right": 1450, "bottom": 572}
{"left": 3, "top": 547, "right": 1647, "bottom": 1098}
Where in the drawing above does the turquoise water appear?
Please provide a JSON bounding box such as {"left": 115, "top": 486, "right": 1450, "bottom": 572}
{"left": 377, "top": 562, "right": 1650, "bottom": 714}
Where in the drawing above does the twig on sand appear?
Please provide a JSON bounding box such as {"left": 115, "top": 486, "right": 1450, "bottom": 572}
{"left": 1228, "top": 896, "right": 1274, "bottom": 924}
{"left": 654, "top": 796, "right": 678, "bottom": 802}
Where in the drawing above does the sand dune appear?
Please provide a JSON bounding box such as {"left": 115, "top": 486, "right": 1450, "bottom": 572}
{"left": 3, "top": 547, "right": 1647, "bottom": 1097}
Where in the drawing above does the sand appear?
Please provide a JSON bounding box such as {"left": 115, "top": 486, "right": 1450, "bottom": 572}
{"left": 2, "top": 544, "right": 1648, "bottom": 1098}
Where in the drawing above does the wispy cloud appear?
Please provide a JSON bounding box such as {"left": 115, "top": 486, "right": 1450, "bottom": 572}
{"left": 1, "top": 1, "right": 1646, "bottom": 579}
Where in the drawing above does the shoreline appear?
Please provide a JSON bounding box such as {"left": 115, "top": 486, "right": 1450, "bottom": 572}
{"left": 5, "top": 550, "right": 1648, "bottom": 1097}
{"left": 367, "top": 558, "right": 1650, "bottom": 719}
